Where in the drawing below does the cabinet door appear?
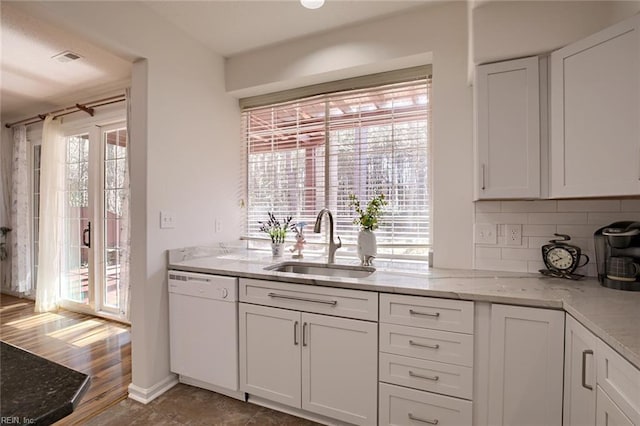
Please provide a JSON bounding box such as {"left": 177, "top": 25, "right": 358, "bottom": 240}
{"left": 475, "top": 56, "right": 541, "bottom": 199}
{"left": 550, "top": 14, "right": 640, "bottom": 197}
{"left": 597, "top": 386, "right": 635, "bottom": 426}
{"left": 564, "top": 315, "right": 598, "bottom": 426}
{"left": 488, "top": 304, "right": 564, "bottom": 426}
{"left": 239, "top": 303, "right": 301, "bottom": 407}
{"left": 301, "top": 312, "right": 378, "bottom": 426}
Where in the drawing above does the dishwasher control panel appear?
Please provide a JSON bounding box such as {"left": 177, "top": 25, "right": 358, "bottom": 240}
{"left": 168, "top": 270, "right": 237, "bottom": 301}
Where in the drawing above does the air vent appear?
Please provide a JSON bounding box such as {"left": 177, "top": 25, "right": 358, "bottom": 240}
{"left": 52, "top": 50, "right": 82, "bottom": 63}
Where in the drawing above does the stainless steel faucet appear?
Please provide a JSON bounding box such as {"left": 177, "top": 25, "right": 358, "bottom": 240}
{"left": 314, "top": 208, "right": 342, "bottom": 264}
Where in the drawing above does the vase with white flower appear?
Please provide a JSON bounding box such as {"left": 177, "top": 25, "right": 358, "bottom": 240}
{"left": 348, "top": 193, "right": 387, "bottom": 266}
{"left": 259, "top": 213, "right": 295, "bottom": 257}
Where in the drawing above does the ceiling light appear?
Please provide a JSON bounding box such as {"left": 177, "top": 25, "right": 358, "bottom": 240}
{"left": 300, "top": 0, "right": 325, "bottom": 10}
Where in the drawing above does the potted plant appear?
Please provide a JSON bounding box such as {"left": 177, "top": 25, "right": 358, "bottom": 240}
{"left": 259, "top": 213, "right": 295, "bottom": 257}
{"left": 348, "top": 193, "right": 387, "bottom": 265}
{"left": 0, "top": 227, "right": 11, "bottom": 261}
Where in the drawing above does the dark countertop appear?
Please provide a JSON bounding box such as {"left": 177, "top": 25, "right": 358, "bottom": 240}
{"left": 0, "top": 341, "right": 90, "bottom": 426}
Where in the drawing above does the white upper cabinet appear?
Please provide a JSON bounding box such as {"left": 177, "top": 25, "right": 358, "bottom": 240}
{"left": 475, "top": 56, "right": 543, "bottom": 200}
{"left": 550, "top": 14, "right": 640, "bottom": 198}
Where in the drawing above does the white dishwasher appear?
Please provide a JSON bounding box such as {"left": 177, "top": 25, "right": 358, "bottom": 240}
{"left": 168, "top": 270, "right": 243, "bottom": 400}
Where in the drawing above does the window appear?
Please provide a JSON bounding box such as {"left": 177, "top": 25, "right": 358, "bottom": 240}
{"left": 242, "top": 77, "right": 432, "bottom": 260}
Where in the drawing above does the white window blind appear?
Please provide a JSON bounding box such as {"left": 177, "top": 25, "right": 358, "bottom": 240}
{"left": 241, "top": 78, "right": 432, "bottom": 260}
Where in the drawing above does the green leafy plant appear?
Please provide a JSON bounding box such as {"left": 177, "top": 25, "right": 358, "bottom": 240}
{"left": 258, "top": 213, "right": 295, "bottom": 244}
{"left": 348, "top": 193, "right": 388, "bottom": 231}
{"left": 0, "top": 226, "right": 11, "bottom": 261}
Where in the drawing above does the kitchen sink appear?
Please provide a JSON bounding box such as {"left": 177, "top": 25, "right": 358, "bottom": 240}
{"left": 265, "top": 261, "right": 375, "bottom": 279}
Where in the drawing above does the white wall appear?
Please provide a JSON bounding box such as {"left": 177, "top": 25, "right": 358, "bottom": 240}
{"left": 227, "top": 1, "right": 475, "bottom": 269}
{"left": 13, "top": 1, "right": 241, "bottom": 397}
{"left": 472, "top": 0, "right": 640, "bottom": 65}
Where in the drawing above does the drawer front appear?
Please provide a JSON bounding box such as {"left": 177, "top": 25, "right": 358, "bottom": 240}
{"left": 379, "top": 382, "right": 472, "bottom": 426}
{"left": 380, "top": 323, "right": 473, "bottom": 367}
{"left": 379, "top": 353, "right": 472, "bottom": 400}
{"left": 380, "top": 293, "right": 474, "bottom": 334}
{"left": 597, "top": 340, "right": 640, "bottom": 424}
{"left": 239, "top": 278, "right": 378, "bottom": 321}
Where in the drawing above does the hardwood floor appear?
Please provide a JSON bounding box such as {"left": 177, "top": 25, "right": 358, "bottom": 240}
{"left": 0, "top": 294, "right": 131, "bottom": 425}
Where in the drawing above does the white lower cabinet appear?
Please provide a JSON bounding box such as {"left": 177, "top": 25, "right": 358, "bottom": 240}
{"left": 486, "top": 304, "right": 565, "bottom": 426}
{"left": 564, "top": 314, "right": 640, "bottom": 426}
{"left": 379, "top": 383, "right": 472, "bottom": 426}
{"left": 239, "top": 300, "right": 378, "bottom": 425}
{"left": 302, "top": 312, "right": 378, "bottom": 424}
{"left": 378, "top": 294, "right": 474, "bottom": 426}
{"left": 239, "top": 303, "right": 301, "bottom": 407}
{"left": 564, "top": 315, "right": 598, "bottom": 426}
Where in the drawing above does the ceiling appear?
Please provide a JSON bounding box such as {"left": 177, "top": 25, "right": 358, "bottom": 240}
{"left": 1, "top": 0, "right": 431, "bottom": 123}
{"left": 143, "top": 0, "right": 431, "bottom": 57}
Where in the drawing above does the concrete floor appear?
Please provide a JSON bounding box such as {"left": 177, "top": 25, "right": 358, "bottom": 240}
{"left": 85, "top": 384, "right": 322, "bottom": 425}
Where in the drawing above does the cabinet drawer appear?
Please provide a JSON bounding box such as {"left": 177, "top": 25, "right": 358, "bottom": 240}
{"left": 597, "top": 340, "right": 640, "bottom": 424}
{"left": 380, "top": 294, "right": 473, "bottom": 334}
{"left": 380, "top": 323, "right": 473, "bottom": 367}
{"left": 239, "top": 278, "right": 378, "bottom": 321}
{"left": 379, "top": 382, "right": 472, "bottom": 426}
{"left": 379, "top": 353, "right": 472, "bottom": 400}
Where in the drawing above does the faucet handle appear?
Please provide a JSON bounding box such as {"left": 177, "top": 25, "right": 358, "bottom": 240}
{"left": 335, "top": 236, "right": 342, "bottom": 248}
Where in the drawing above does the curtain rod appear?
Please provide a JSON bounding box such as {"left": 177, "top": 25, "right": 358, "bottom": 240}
{"left": 4, "top": 94, "right": 126, "bottom": 129}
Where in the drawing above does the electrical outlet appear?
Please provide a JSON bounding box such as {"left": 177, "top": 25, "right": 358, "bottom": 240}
{"left": 475, "top": 223, "right": 497, "bottom": 244}
{"left": 505, "top": 224, "right": 522, "bottom": 246}
{"left": 214, "top": 218, "right": 222, "bottom": 233}
{"left": 160, "top": 211, "right": 176, "bottom": 229}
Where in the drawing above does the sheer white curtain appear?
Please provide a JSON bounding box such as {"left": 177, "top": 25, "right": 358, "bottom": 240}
{"left": 35, "top": 116, "right": 66, "bottom": 312}
{"left": 0, "top": 127, "right": 13, "bottom": 290}
{"left": 11, "top": 125, "right": 32, "bottom": 294}
{"left": 118, "top": 88, "right": 131, "bottom": 320}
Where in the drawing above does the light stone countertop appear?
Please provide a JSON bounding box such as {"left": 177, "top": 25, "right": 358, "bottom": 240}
{"left": 168, "top": 246, "right": 640, "bottom": 370}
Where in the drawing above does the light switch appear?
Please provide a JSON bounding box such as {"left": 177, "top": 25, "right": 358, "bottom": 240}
{"left": 160, "top": 211, "right": 176, "bottom": 229}
{"left": 475, "top": 223, "right": 497, "bottom": 244}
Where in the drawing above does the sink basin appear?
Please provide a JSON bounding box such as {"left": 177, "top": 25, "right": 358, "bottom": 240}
{"left": 265, "top": 261, "right": 375, "bottom": 279}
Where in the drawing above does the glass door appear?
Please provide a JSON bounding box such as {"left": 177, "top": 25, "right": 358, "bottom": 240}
{"left": 62, "top": 132, "right": 93, "bottom": 306}
{"left": 59, "top": 123, "right": 128, "bottom": 319}
{"left": 101, "top": 124, "right": 128, "bottom": 314}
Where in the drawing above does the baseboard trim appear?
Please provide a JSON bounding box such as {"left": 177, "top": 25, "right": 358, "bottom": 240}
{"left": 127, "top": 374, "right": 178, "bottom": 404}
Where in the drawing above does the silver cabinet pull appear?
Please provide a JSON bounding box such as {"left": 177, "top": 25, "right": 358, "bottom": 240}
{"left": 409, "top": 340, "right": 440, "bottom": 349}
{"left": 302, "top": 322, "right": 308, "bottom": 347}
{"left": 409, "top": 371, "right": 440, "bottom": 381}
{"left": 409, "top": 309, "right": 440, "bottom": 318}
{"left": 409, "top": 413, "right": 439, "bottom": 425}
{"left": 294, "top": 321, "right": 299, "bottom": 346}
{"left": 582, "top": 349, "right": 594, "bottom": 390}
{"left": 268, "top": 292, "right": 337, "bottom": 306}
{"left": 481, "top": 163, "right": 486, "bottom": 190}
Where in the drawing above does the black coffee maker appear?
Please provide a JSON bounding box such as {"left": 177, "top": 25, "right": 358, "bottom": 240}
{"left": 594, "top": 221, "right": 640, "bottom": 291}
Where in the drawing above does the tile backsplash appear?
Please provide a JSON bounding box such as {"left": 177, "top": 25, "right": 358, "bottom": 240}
{"left": 474, "top": 199, "right": 640, "bottom": 276}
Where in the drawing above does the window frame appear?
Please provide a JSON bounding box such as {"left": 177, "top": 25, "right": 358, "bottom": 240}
{"left": 241, "top": 70, "right": 433, "bottom": 261}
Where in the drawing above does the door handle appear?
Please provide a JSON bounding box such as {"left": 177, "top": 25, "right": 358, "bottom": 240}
{"left": 82, "top": 222, "right": 91, "bottom": 248}
{"left": 294, "top": 321, "right": 299, "bottom": 346}
{"left": 409, "top": 340, "right": 440, "bottom": 350}
{"left": 582, "top": 349, "right": 594, "bottom": 390}
{"left": 302, "top": 322, "right": 308, "bottom": 347}
{"left": 481, "top": 163, "right": 486, "bottom": 190}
